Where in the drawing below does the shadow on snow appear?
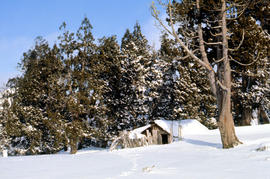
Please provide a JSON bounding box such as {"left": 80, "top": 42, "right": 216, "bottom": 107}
{"left": 184, "top": 138, "right": 222, "bottom": 149}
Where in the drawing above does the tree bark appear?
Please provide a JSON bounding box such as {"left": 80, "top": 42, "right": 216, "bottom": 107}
{"left": 259, "top": 105, "right": 270, "bottom": 124}
{"left": 217, "top": 0, "right": 241, "bottom": 148}
{"left": 217, "top": 90, "right": 241, "bottom": 148}
{"left": 70, "top": 138, "right": 78, "bottom": 154}
{"left": 241, "top": 107, "right": 252, "bottom": 126}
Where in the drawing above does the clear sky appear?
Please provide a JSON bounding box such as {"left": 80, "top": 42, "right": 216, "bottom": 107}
{"left": 0, "top": 0, "right": 162, "bottom": 88}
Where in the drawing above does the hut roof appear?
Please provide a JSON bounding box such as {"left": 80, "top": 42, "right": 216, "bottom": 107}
{"left": 129, "top": 121, "right": 172, "bottom": 139}
{"left": 154, "top": 120, "right": 172, "bottom": 134}
{"left": 129, "top": 124, "right": 151, "bottom": 139}
{"left": 129, "top": 119, "right": 209, "bottom": 139}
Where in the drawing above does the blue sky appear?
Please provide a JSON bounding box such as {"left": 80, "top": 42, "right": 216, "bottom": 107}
{"left": 0, "top": 0, "right": 162, "bottom": 88}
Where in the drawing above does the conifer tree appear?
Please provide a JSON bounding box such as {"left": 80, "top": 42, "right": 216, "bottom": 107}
{"left": 58, "top": 17, "right": 106, "bottom": 152}
{"left": 121, "top": 23, "right": 152, "bottom": 128}
{"left": 95, "top": 35, "right": 123, "bottom": 143}
{"left": 228, "top": 1, "right": 270, "bottom": 125}
{"left": 0, "top": 97, "right": 11, "bottom": 153}
{"left": 145, "top": 51, "right": 166, "bottom": 121}
{"left": 158, "top": 33, "right": 217, "bottom": 127}
{"left": 3, "top": 37, "right": 66, "bottom": 155}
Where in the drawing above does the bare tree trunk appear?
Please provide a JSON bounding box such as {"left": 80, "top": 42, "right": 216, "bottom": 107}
{"left": 217, "top": 0, "right": 241, "bottom": 148}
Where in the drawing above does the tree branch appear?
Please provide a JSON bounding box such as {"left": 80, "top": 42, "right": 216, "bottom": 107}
{"left": 152, "top": 0, "right": 217, "bottom": 96}
{"left": 204, "top": 41, "right": 223, "bottom": 45}
{"left": 212, "top": 26, "right": 222, "bottom": 29}
{"left": 174, "top": 49, "right": 200, "bottom": 60}
{"left": 196, "top": 0, "right": 217, "bottom": 96}
{"left": 229, "top": 52, "right": 261, "bottom": 66}
{"left": 217, "top": 80, "right": 228, "bottom": 91}
{"left": 226, "top": 2, "right": 250, "bottom": 21}
{"left": 228, "top": 29, "right": 245, "bottom": 52}
{"left": 210, "top": 31, "right": 222, "bottom": 37}
{"left": 213, "top": 57, "right": 225, "bottom": 64}
{"left": 175, "top": 54, "right": 190, "bottom": 60}
{"left": 165, "top": 1, "right": 214, "bottom": 72}
{"left": 151, "top": 3, "right": 174, "bottom": 37}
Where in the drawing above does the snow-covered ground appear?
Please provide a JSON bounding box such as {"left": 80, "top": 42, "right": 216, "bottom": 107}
{"left": 1, "top": 122, "right": 270, "bottom": 179}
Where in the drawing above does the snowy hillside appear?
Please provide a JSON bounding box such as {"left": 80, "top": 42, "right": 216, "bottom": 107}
{"left": 1, "top": 122, "right": 270, "bottom": 179}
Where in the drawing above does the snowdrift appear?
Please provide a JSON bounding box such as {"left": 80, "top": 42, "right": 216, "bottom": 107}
{"left": 154, "top": 119, "right": 210, "bottom": 137}
{"left": 180, "top": 119, "right": 210, "bottom": 136}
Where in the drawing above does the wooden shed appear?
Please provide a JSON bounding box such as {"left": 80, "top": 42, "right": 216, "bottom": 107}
{"left": 110, "top": 120, "right": 181, "bottom": 150}
{"left": 141, "top": 122, "right": 173, "bottom": 145}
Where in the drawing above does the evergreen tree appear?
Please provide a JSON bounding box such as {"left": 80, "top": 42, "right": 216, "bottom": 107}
{"left": 145, "top": 51, "right": 166, "bottom": 121}
{"left": 96, "top": 35, "right": 123, "bottom": 143}
{"left": 3, "top": 37, "right": 66, "bottom": 155}
{"left": 158, "top": 33, "right": 217, "bottom": 128}
{"left": 228, "top": 1, "right": 270, "bottom": 125}
{"left": 0, "top": 94, "right": 11, "bottom": 153}
{"left": 120, "top": 23, "right": 152, "bottom": 128}
{"left": 58, "top": 17, "right": 106, "bottom": 152}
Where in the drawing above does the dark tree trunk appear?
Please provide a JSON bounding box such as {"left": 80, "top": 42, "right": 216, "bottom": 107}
{"left": 259, "top": 106, "right": 270, "bottom": 124}
{"left": 241, "top": 107, "right": 252, "bottom": 126}
{"left": 70, "top": 138, "right": 78, "bottom": 154}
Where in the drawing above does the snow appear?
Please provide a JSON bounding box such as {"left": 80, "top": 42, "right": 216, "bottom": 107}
{"left": 129, "top": 119, "right": 208, "bottom": 139}
{"left": 180, "top": 119, "right": 209, "bottom": 135}
{"left": 154, "top": 119, "right": 209, "bottom": 137}
{"left": 2, "top": 150, "right": 7, "bottom": 158}
{"left": 1, "top": 124, "right": 270, "bottom": 179}
{"left": 154, "top": 120, "right": 172, "bottom": 134}
{"left": 129, "top": 125, "right": 150, "bottom": 139}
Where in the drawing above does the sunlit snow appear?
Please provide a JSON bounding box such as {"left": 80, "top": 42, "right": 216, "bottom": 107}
{"left": 1, "top": 121, "right": 270, "bottom": 179}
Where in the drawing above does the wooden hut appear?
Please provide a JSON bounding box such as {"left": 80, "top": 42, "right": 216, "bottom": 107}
{"left": 141, "top": 122, "right": 173, "bottom": 145}
{"left": 110, "top": 120, "right": 181, "bottom": 150}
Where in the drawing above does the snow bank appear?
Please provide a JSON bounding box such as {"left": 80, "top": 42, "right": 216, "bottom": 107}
{"left": 180, "top": 119, "right": 209, "bottom": 136}
{"left": 129, "top": 125, "right": 150, "bottom": 139}
{"left": 155, "top": 119, "right": 209, "bottom": 137}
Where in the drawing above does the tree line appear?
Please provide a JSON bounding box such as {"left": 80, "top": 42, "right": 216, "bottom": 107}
{"left": 0, "top": 0, "right": 269, "bottom": 154}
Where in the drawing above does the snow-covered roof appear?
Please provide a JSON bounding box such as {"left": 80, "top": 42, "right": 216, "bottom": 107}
{"left": 154, "top": 120, "right": 173, "bottom": 134}
{"left": 154, "top": 120, "right": 180, "bottom": 136}
{"left": 129, "top": 119, "right": 209, "bottom": 139}
{"left": 129, "top": 124, "right": 151, "bottom": 139}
